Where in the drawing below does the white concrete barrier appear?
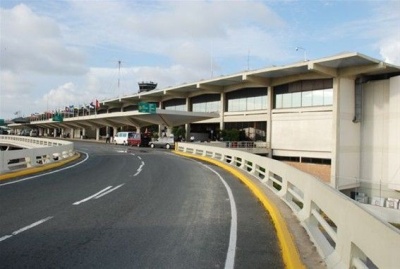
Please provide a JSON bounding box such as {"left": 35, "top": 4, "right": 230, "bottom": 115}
{"left": 176, "top": 142, "right": 400, "bottom": 269}
{"left": 0, "top": 135, "right": 75, "bottom": 173}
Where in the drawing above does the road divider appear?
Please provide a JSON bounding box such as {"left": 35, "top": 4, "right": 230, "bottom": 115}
{"left": 73, "top": 184, "right": 124, "bottom": 205}
{"left": 0, "top": 216, "right": 53, "bottom": 242}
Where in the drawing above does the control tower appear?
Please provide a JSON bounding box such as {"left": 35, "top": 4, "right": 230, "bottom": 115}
{"left": 138, "top": 81, "right": 157, "bottom": 93}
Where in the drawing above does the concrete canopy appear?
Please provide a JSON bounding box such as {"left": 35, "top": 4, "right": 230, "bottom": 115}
{"left": 25, "top": 109, "right": 219, "bottom": 130}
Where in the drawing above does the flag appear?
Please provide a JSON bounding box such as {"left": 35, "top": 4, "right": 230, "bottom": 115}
{"left": 82, "top": 104, "right": 88, "bottom": 111}
{"left": 90, "top": 100, "right": 100, "bottom": 109}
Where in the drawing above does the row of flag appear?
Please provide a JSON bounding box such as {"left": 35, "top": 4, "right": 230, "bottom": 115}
{"left": 16, "top": 99, "right": 101, "bottom": 120}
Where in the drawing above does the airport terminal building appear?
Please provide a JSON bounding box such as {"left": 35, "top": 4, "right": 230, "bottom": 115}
{"left": 19, "top": 52, "right": 400, "bottom": 203}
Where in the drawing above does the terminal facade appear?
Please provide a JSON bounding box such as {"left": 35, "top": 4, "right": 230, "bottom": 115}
{"left": 19, "top": 52, "right": 400, "bottom": 203}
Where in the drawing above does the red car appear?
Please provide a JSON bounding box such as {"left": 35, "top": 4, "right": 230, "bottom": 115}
{"left": 127, "top": 133, "right": 151, "bottom": 147}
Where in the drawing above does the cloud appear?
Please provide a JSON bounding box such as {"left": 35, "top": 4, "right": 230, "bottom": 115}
{"left": 62, "top": 0, "right": 285, "bottom": 65}
{"left": 373, "top": 3, "right": 400, "bottom": 65}
{"left": 41, "top": 82, "right": 80, "bottom": 110}
{"left": 0, "top": 4, "right": 87, "bottom": 75}
{"left": 379, "top": 39, "right": 400, "bottom": 65}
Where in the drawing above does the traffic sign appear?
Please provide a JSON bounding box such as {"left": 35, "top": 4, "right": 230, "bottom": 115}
{"left": 52, "top": 113, "right": 64, "bottom": 122}
{"left": 138, "top": 102, "right": 157, "bottom": 114}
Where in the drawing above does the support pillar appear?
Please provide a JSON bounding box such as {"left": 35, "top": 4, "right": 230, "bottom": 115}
{"left": 96, "top": 128, "right": 100, "bottom": 141}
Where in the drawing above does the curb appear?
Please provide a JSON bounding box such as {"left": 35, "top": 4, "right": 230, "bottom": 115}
{"left": 0, "top": 152, "right": 81, "bottom": 182}
{"left": 174, "top": 150, "right": 305, "bottom": 269}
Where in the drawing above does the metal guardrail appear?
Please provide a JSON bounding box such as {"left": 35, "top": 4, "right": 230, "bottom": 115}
{"left": 0, "top": 135, "right": 75, "bottom": 173}
{"left": 176, "top": 142, "right": 400, "bottom": 269}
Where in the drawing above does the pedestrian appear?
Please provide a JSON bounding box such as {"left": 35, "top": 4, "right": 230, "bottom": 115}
{"left": 106, "top": 133, "right": 110, "bottom": 143}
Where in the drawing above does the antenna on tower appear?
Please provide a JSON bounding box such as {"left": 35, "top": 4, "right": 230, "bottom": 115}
{"left": 117, "top": 60, "right": 121, "bottom": 90}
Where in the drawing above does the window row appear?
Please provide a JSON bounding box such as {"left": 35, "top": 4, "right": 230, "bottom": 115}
{"left": 274, "top": 88, "right": 333, "bottom": 109}
{"left": 164, "top": 104, "right": 186, "bottom": 111}
{"left": 192, "top": 101, "right": 220, "bottom": 113}
{"left": 227, "top": 95, "right": 267, "bottom": 112}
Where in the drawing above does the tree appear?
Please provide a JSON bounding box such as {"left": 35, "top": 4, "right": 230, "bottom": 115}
{"left": 219, "top": 129, "right": 240, "bottom": 141}
{"left": 172, "top": 126, "right": 186, "bottom": 140}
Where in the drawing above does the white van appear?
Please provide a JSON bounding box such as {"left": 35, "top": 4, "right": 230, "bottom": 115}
{"left": 114, "top": 131, "right": 135, "bottom": 145}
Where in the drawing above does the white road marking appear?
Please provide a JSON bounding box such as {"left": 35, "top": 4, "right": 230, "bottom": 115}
{"left": 201, "top": 163, "right": 238, "bottom": 269}
{"left": 0, "top": 216, "right": 53, "bottom": 242}
{"left": 133, "top": 158, "right": 145, "bottom": 177}
{"left": 0, "top": 152, "right": 89, "bottom": 188}
{"left": 73, "top": 186, "right": 113, "bottom": 205}
{"left": 94, "top": 184, "right": 124, "bottom": 199}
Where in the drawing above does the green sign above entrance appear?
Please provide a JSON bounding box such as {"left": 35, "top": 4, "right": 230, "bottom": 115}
{"left": 138, "top": 102, "right": 157, "bottom": 114}
{"left": 52, "top": 113, "right": 64, "bottom": 122}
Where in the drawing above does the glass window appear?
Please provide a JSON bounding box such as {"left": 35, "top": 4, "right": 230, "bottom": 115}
{"left": 208, "top": 101, "right": 220, "bottom": 112}
{"left": 228, "top": 99, "right": 239, "bottom": 111}
{"left": 282, "top": 93, "right": 292, "bottom": 108}
{"left": 323, "top": 88, "right": 333, "bottom": 105}
{"left": 273, "top": 79, "right": 333, "bottom": 109}
{"left": 275, "top": 95, "right": 282, "bottom": 109}
{"left": 254, "top": 96, "right": 263, "bottom": 110}
{"left": 302, "top": 91, "right": 312, "bottom": 107}
{"left": 313, "top": 90, "right": 324, "bottom": 106}
{"left": 226, "top": 88, "right": 267, "bottom": 112}
{"left": 247, "top": 97, "right": 255, "bottom": 110}
{"left": 292, "top": 92, "right": 301, "bottom": 107}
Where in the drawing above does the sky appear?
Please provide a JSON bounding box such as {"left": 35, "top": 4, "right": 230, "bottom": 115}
{"left": 1, "top": 0, "right": 399, "bottom": 120}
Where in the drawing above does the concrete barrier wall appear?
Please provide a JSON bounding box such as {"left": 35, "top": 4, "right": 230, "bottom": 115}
{"left": 0, "top": 135, "right": 75, "bottom": 173}
{"left": 176, "top": 142, "right": 400, "bottom": 269}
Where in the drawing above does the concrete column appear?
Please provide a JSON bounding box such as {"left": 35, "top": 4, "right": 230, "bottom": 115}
{"left": 267, "top": 86, "right": 272, "bottom": 147}
{"left": 185, "top": 97, "right": 191, "bottom": 141}
{"left": 113, "top": 127, "right": 118, "bottom": 143}
{"left": 82, "top": 128, "right": 86, "bottom": 139}
{"left": 96, "top": 128, "right": 100, "bottom": 141}
{"left": 53, "top": 128, "right": 57, "bottom": 138}
{"left": 220, "top": 92, "right": 225, "bottom": 131}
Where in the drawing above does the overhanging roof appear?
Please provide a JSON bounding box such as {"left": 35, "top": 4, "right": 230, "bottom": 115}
{"left": 112, "top": 52, "right": 400, "bottom": 102}
{"left": 13, "top": 109, "right": 219, "bottom": 130}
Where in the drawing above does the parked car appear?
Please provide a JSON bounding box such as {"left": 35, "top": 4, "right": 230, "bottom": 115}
{"left": 127, "top": 133, "right": 151, "bottom": 147}
{"left": 148, "top": 135, "right": 175, "bottom": 149}
{"left": 30, "top": 129, "right": 38, "bottom": 137}
{"left": 0, "top": 127, "right": 10, "bottom": 135}
{"left": 19, "top": 129, "right": 31, "bottom": 136}
{"left": 114, "top": 131, "right": 135, "bottom": 145}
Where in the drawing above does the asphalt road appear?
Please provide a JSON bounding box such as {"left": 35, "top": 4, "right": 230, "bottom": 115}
{"left": 0, "top": 141, "right": 284, "bottom": 269}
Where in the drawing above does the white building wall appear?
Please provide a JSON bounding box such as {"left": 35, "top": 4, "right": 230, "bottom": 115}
{"left": 335, "top": 78, "right": 361, "bottom": 190}
{"left": 360, "top": 78, "right": 400, "bottom": 198}
{"left": 361, "top": 79, "right": 389, "bottom": 195}
{"left": 388, "top": 76, "right": 400, "bottom": 191}
{"left": 271, "top": 109, "right": 332, "bottom": 159}
{"left": 362, "top": 75, "right": 400, "bottom": 194}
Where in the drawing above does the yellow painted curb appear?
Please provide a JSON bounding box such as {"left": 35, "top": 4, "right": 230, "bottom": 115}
{"left": 0, "top": 152, "right": 81, "bottom": 181}
{"left": 174, "top": 151, "right": 305, "bottom": 269}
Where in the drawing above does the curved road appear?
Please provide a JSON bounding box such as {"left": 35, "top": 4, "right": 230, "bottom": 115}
{"left": 0, "top": 141, "right": 283, "bottom": 268}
